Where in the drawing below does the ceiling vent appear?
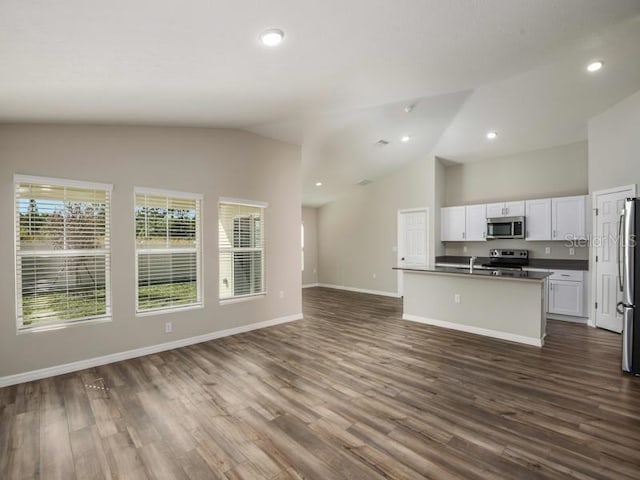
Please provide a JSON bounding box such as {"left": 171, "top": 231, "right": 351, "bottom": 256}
{"left": 375, "top": 139, "right": 390, "bottom": 146}
{"left": 357, "top": 179, "right": 373, "bottom": 186}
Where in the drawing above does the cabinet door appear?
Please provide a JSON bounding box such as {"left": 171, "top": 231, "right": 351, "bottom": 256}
{"left": 552, "top": 195, "right": 587, "bottom": 241}
{"left": 525, "top": 198, "right": 552, "bottom": 240}
{"left": 486, "top": 203, "right": 506, "bottom": 218}
{"left": 548, "top": 280, "right": 584, "bottom": 316}
{"left": 465, "top": 204, "right": 487, "bottom": 241}
{"left": 505, "top": 201, "right": 525, "bottom": 217}
{"left": 441, "top": 206, "right": 466, "bottom": 241}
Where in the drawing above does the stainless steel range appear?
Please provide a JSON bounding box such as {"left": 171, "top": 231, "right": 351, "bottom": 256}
{"left": 482, "top": 249, "right": 529, "bottom": 271}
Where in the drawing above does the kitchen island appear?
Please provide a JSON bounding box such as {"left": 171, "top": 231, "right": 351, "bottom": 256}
{"left": 395, "top": 266, "right": 551, "bottom": 347}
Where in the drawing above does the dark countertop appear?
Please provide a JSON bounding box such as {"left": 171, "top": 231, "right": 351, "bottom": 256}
{"left": 394, "top": 266, "right": 551, "bottom": 282}
{"left": 435, "top": 256, "right": 588, "bottom": 271}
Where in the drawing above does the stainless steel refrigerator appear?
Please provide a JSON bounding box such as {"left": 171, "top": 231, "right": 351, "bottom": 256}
{"left": 619, "top": 198, "right": 640, "bottom": 375}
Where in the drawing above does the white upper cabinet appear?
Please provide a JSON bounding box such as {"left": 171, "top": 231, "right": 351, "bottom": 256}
{"left": 525, "top": 198, "right": 552, "bottom": 240}
{"left": 465, "top": 204, "right": 487, "bottom": 241}
{"left": 552, "top": 195, "right": 588, "bottom": 241}
{"left": 486, "top": 201, "right": 525, "bottom": 218}
{"left": 441, "top": 206, "right": 466, "bottom": 241}
{"left": 442, "top": 195, "right": 588, "bottom": 243}
{"left": 505, "top": 201, "right": 525, "bottom": 217}
{"left": 486, "top": 202, "right": 506, "bottom": 218}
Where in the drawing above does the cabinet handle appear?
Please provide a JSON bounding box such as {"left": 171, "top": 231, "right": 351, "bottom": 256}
{"left": 550, "top": 283, "right": 553, "bottom": 291}
{"left": 553, "top": 229, "right": 556, "bottom": 238}
{"left": 482, "top": 231, "right": 486, "bottom": 239}
{"left": 462, "top": 232, "right": 466, "bottom": 239}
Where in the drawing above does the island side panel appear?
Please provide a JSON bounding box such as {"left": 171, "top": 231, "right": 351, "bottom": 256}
{"left": 402, "top": 272, "right": 545, "bottom": 346}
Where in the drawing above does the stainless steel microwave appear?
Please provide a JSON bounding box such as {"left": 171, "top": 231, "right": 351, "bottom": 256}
{"left": 486, "top": 216, "right": 525, "bottom": 239}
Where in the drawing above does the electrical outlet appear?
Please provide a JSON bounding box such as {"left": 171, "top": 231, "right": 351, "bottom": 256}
{"left": 569, "top": 247, "right": 575, "bottom": 256}
{"left": 454, "top": 294, "right": 461, "bottom": 304}
{"left": 165, "top": 322, "right": 173, "bottom": 334}
{"left": 372, "top": 273, "right": 377, "bottom": 279}
{"left": 279, "top": 290, "right": 284, "bottom": 299}
{"left": 463, "top": 246, "right": 468, "bottom": 253}
{"left": 545, "top": 247, "right": 551, "bottom": 255}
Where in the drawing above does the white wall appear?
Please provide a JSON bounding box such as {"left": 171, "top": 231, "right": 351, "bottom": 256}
{"left": 443, "top": 141, "right": 589, "bottom": 260}
{"left": 317, "top": 156, "right": 435, "bottom": 295}
{"left": 589, "top": 88, "right": 640, "bottom": 192}
{"left": 445, "top": 141, "right": 588, "bottom": 206}
{"left": 302, "top": 207, "right": 319, "bottom": 286}
{"left": 0, "top": 124, "right": 302, "bottom": 378}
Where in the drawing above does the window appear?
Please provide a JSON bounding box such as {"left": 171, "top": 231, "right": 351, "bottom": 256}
{"left": 219, "top": 199, "right": 267, "bottom": 300}
{"left": 14, "top": 175, "right": 112, "bottom": 331}
{"left": 135, "top": 188, "right": 202, "bottom": 313}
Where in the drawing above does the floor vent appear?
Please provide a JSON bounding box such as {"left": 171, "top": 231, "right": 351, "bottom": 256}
{"left": 84, "top": 377, "right": 110, "bottom": 396}
{"left": 357, "top": 179, "right": 373, "bottom": 186}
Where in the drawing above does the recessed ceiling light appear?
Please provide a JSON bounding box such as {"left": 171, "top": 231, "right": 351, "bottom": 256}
{"left": 260, "top": 28, "right": 284, "bottom": 47}
{"left": 586, "top": 60, "right": 604, "bottom": 73}
{"left": 486, "top": 131, "right": 498, "bottom": 140}
{"left": 315, "top": 182, "right": 323, "bottom": 187}
{"left": 401, "top": 135, "right": 411, "bottom": 142}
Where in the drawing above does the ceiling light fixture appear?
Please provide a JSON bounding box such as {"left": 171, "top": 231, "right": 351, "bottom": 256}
{"left": 401, "top": 135, "right": 411, "bottom": 142}
{"left": 259, "top": 28, "right": 285, "bottom": 47}
{"left": 486, "top": 131, "right": 498, "bottom": 140}
{"left": 586, "top": 60, "right": 604, "bottom": 73}
{"left": 315, "top": 182, "right": 323, "bottom": 187}
{"left": 404, "top": 105, "right": 414, "bottom": 113}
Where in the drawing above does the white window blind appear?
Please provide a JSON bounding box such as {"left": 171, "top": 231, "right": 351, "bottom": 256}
{"left": 14, "top": 175, "right": 112, "bottom": 330}
{"left": 219, "top": 201, "right": 266, "bottom": 300}
{"left": 135, "top": 189, "right": 202, "bottom": 313}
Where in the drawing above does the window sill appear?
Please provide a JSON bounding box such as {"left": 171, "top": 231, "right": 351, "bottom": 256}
{"left": 18, "top": 315, "right": 112, "bottom": 335}
{"left": 136, "top": 303, "right": 204, "bottom": 317}
{"left": 219, "top": 293, "right": 266, "bottom": 305}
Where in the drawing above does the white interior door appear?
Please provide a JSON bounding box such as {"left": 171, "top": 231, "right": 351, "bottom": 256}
{"left": 398, "top": 208, "right": 429, "bottom": 296}
{"left": 594, "top": 186, "right": 635, "bottom": 332}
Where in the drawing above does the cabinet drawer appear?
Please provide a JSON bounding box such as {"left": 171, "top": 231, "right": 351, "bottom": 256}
{"left": 548, "top": 270, "right": 583, "bottom": 281}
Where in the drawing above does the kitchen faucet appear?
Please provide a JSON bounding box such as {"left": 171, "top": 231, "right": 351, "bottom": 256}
{"left": 469, "top": 256, "right": 477, "bottom": 272}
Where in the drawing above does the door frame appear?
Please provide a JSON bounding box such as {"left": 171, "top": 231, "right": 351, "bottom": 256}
{"left": 590, "top": 184, "right": 637, "bottom": 328}
{"left": 397, "top": 207, "right": 429, "bottom": 297}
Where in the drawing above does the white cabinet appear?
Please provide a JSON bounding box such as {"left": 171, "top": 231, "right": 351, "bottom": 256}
{"left": 548, "top": 270, "right": 586, "bottom": 317}
{"left": 441, "top": 206, "right": 466, "bottom": 241}
{"left": 486, "top": 201, "right": 525, "bottom": 218}
{"left": 525, "top": 198, "right": 552, "bottom": 240}
{"left": 465, "top": 204, "right": 487, "bottom": 241}
{"left": 552, "top": 195, "right": 587, "bottom": 241}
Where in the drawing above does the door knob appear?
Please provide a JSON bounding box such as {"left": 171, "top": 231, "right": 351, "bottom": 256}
{"left": 401, "top": 257, "right": 405, "bottom": 261}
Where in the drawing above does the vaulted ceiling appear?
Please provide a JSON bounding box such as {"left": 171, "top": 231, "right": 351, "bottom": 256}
{"left": 2, "top": 0, "right": 640, "bottom": 206}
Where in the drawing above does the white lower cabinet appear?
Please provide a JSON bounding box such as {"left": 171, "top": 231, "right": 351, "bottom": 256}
{"left": 547, "top": 270, "right": 586, "bottom": 318}
{"left": 524, "top": 268, "right": 587, "bottom": 319}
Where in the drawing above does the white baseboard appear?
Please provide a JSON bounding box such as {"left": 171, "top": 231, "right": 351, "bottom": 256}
{"left": 402, "top": 313, "right": 543, "bottom": 347}
{"left": 302, "top": 283, "right": 319, "bottom": 289}
{"left": 547, "top": 313, "right": 588, "bottom": 324}
{"left": 0, "top": 313, "right": 303, "bottom": 388}
{"left": 318, "top": 283, "right": 401, "bottom": 298}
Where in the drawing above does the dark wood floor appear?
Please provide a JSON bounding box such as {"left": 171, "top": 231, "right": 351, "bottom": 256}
{"left": 1, "top": 287, "right": 640, "bottom": 479}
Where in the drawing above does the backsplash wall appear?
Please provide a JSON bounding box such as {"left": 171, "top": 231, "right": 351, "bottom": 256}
{"left": 443, "top": 239, "right": 589, "bottom": 260}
